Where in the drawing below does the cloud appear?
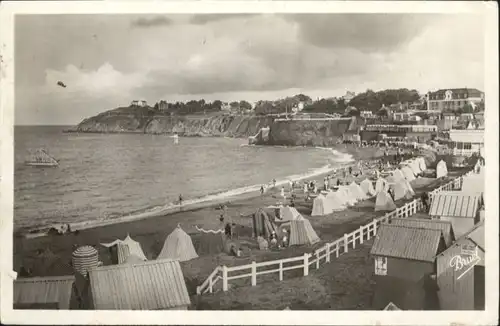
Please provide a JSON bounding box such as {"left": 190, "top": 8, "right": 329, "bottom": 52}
{"left": 288, "top": 14, "right": 438, "bottom": 53}
{"left": 131, "top": 16, "right": 173, "bottom": 28}
{"left": 189, "top": 14, "right": 258, "bottom": 25}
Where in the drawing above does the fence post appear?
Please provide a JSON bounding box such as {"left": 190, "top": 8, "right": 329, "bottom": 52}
{"left": 222, "top": 265, "right": 228, "bottom": 292}
{"left": 335, "top": 242, "right": 340, "bottom": 258}
{"left": 373, "top": 221, "right": 378, "bottom": 236}
{"left": 196, "top": 286, "right": 201, "bottom": 295}
{"left": 315, "top": 251, "right": 320, "bottom": 269}
{"left": 360, "top": 226, "right": 364, "bottom": 244}
{"left": 303, "top": 253, "right": 309, "bottom": 276}
{"left": 326, "top": 243, "right": 331, "bottom": 263}
{"left": 279, "top": 261, "right": 283, "bottom": 281}
{"left": 251, "top": 261, "right": 257, "bottom": 286}
{"left": 344, "top": 233, "right": 349, "bottom": 253}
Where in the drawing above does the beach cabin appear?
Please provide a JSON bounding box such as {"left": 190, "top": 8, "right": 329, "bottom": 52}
{"left": 390, "top": 218, "right": 456, "bottom": 248}
{"left": 429, "top": 192, "right": 482, "bottom": 238}
{"left": 157, "top": 225, "right": 198, "bottom": 262}
{"left": 14, "top": 275, "right": 77, "bottom": 309}
{"left": 370, "top": 224, "right": 447, "bottom": 310}
{"left": 88, "top": 259, "right": 191, "bottom": 310}
{"left": 436, "top": 222, "right": 485, "bottom": 310}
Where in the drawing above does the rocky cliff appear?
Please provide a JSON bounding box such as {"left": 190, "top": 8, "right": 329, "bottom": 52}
{"left": 72, "top": 106, "right": 274, "bottom": 138}
{"left": 72, "top": 106, "right": 360, "bottom": 146}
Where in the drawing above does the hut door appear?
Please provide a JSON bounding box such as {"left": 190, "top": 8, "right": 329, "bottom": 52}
{"left": 375, "top": 257, "right": 388, "bottom": 276}
{"left": 474, "top": 265, "right": 485, "bottom": 310}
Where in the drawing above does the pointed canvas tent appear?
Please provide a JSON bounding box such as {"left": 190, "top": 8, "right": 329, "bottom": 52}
{"left": 390, "top": 180, "right": 413, "bottom": 201}
{"left": 280, "top": 206, "right": 303, "bottom": 222}
{"left": 401, "top": 166, "right": 416, "bottom": 182}
{"left": 325, "top": 191, "right": 347, "bottom": 211}
{"left": 404, "top": 180, "right": 415, "bottom": 196}
{"left": 375, "top": 178, "right": 388, "bottom": 194}
{"left": 360, "top": 179, "right": 376, "bottom": 197}
{"left": 375, "top": 191, "right": 397, "bottom": 212}
{"left": 311, "top": 194, "right": 329, "bottom": 216}
{"left": 392, "top": 169, "right": 405, "bottom": 182}
{"left": 408, "top": 161, "right": 421, "bottom": 175}
{"left": 417, "top": 157, "right": 427, "bottom": 171}
{"left": 337, "top": 186, "right": 357, "bottom": 206}
{"left": 436, "top": 160, "right": 448, "bottom": 178}
{"left": 287, "top": 216, "right": 320, "bottom": 246}
{"left": 157, "top": 225, "right": 198, "bottom": 262}
{"left": 349, "top": 182, "right": 367, "bottom": 201}
{"left": 101, "top": 234, "right": 148, "bottom": 264}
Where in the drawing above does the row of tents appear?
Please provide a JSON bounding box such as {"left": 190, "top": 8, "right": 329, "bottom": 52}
{"left": 311, "top": 180, "right": 374, "bottom": 216}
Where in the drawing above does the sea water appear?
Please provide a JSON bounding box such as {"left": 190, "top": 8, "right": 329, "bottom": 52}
{"left": 14, "top": 126, "right": 353, "bottom": 232}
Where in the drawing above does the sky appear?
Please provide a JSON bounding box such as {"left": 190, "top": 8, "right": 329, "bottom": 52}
{"left": 15, "top": 13, "right": 485, "bottom": 125}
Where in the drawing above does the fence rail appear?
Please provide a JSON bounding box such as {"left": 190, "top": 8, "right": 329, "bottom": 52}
{"left": 196, "top": 169, "right": 473, "bottom": 295}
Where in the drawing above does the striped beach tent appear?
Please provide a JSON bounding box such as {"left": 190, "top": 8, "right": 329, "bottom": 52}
{"left": 287, "top": 216, "right": 320, "bottom": 246}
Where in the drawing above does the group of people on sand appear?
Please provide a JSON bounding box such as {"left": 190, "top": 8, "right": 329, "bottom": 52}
{"left": 258, "top": 229, "right": 288, "bottom": 250}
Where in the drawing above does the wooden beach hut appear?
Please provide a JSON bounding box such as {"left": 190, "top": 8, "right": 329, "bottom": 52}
{"left": 370, "top": 224, "right": 447, "bottom": 310}
{"left": 429, "top": 192, "right": 482, "bottom": 238}
{"left": 157, "top": 225, "right": 198, "bottom": 262}
{"left": 88, "top": 259, "right": 191, "bottom": 310}
{"left": 14, "top": 275, "right": 77, "bottom": 309}
{"left": 436, "top": 222, "right": 485, "bottom": 310}
{"left": 390, "top": 218, "right": 456, "bottom": 248}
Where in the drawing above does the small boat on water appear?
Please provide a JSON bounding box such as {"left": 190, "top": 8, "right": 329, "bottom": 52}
{"left": 25, "top": 149, "right": 59, "bottom": 167}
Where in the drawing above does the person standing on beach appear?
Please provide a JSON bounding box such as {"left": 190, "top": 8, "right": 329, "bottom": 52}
{"left": 273, "top": 179, "right": 276, "bottom": 188}
{"left": 178, "top": 194, "right": 183, "bottom": 209}
{"left": 260, "top": 185, "right": 264, "bottom": 196}
{"left": 280, "top": 186, "right": 285, "bottom": 199}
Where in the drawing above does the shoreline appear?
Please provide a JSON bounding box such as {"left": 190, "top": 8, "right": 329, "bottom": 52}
{"left": 19, "top": 144, "right": 366, "bottom": 238}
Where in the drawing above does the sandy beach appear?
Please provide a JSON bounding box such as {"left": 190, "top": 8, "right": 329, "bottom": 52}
{"left": 13, "top": 144, "right": 468, "bottom": 309}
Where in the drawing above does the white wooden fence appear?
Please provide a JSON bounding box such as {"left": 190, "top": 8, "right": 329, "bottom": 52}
{"left": 196, "top": 170, "right": 471, "bottom": 295}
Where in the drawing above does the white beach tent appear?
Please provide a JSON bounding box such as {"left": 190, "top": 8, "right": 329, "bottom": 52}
{"left": 325, "top": 191, "right": 347, "bottom": 211}
{"left": 101, "top": 234, "right": 148, "bottom": 264}
{"left": 392, "top": 169, "right": 405, "bottom": 182}
{"left": 417, "top": 157, "right": 427, "bottom": 171}
{"left": 311, "top": 194, "right": 335, "bottom": 216}
{"left": 337, "top": 186, "right": 357, "bottom": 206}
{"left": 408, "top": 160, "right": 422, "bottom": 175}
{"left": 461, "top": 171, "right": 485, "bottom": 194}
{"left": 280, "top": 206, "right": 303, "bottom": 222}
{"left": 374, "top": 190, "right": 397, "bottom": 212}
{"left": 360, "top": 179, "right": 376, "bottom": 197}
{"left": 349, "top": 182, "right": 367, "bottom": 201}
{"left": 157, "top": 225, "right": 198, "bottom": 262}
{"left": 401, "top": 166, "right": 416, "bottom": 182}
{"left": 375, "top": 178, "right": 388, "bottom": 194}
{"left": 404, "top": 179, "right": 416, "bottom": 197}
{"left": 436, "top": 160, "right": 448, "bottom": 178}
{"left": 389, "top": 180, "right": 414, "bottom": 201}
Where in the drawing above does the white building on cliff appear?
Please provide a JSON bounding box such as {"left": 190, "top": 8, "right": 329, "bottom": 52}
{"left": 131, "top": 100, "right": 148, "bottom": 107}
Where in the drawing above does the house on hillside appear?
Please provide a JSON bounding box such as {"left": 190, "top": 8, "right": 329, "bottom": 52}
{"left": 343, "top": 91, "right": 356, "bottom": 103}
{"left": 427, "top": 88, "right": 484, "bottom": 112}
{"left": 436, "top": 222, "right": 485, "bottom": 310}
{"left": 131, "top": 100, "right": 147, "bottom": 107}
{"left": 370, "top": 224, "right": 447, "bottom": 310}
{"left": 360, "top": 110, "right": 374, "bottom": 118}
{"left": 428, "top": 192, "right": 482, "bottom": 238}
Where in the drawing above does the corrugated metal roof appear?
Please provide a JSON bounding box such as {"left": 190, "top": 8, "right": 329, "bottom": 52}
{"left": 429, "top": 192, "right": 480, "bottom": 218}
{"left": 390, "top": 218, "right": 455, "bottom": 247}
{"left": 370, "top": 224, "right": 443, "bottom": 262}
{"left": 89, "top": 259, "right": 190, "bottom": 310}
{"left": 14, "top": 275, "right": 75, "bottom": 309}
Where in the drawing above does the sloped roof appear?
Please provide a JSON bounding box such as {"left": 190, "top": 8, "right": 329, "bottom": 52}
{"left": 465, "top": 221, "right": 485, "bottom": 251}
{"left": 384, "top": 302, "right": 402, "bottom": 311}
{"left": 14, "top": 275, "right": 75, "bottom": 309}
{"left": 371, "top": 224, "right": 443, "bottom": 262}
{"left": 429, "top": 192, "right": 481, "bottom": 218}
{"left": 390, "top": 218, "right": 455, "bottom": 247}
{"left": 89, "top": 259, "right": 190, "bottom": 310}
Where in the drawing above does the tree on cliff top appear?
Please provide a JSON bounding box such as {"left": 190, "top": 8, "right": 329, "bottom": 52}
{"left": 349, "top": 88, "right": 420, "bottom": 112}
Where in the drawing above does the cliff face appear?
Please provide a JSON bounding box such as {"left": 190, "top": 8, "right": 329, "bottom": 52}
{"left": 73, "top": 106, "right": 361, "bottom": 146}
{"left": 268, "top": 118, "right": 354, "bottom": 147}
{"left": 74, "top": 106, "right": 274, "bottom": 138}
